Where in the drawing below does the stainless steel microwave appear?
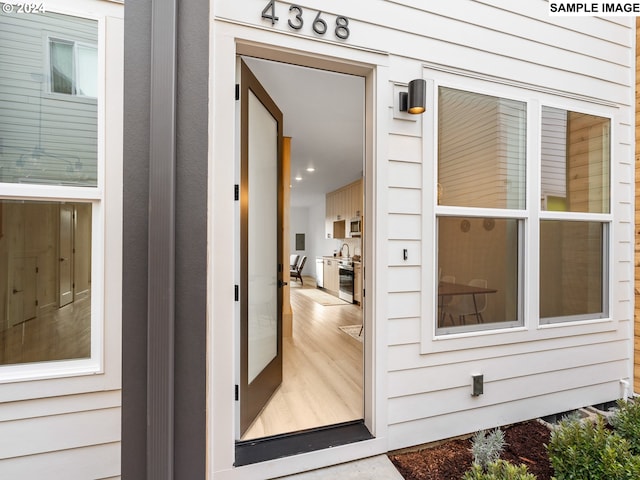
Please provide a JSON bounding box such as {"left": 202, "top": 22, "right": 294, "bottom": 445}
{"left": 349, "top": 218, "right": 361, "bottom": 237}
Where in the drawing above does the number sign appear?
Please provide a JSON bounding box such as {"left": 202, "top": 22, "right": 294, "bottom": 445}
{"left": 261, "top": 1, "right": 350, "bottom": 40}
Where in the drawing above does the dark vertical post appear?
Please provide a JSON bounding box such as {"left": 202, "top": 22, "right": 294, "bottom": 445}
{"left": 122, "top": 0, "right": 152, "bottom": 478}
{"left": 174, "top": 0, "right": 208, "bottom": 477}
{"left": 147, "top": 0, "right": 177, "bottom": 478}
{"left": 124, "top": 0, "right": 208, "bottom": 477}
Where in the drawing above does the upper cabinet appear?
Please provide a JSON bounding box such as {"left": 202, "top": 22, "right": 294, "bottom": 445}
{"left": 325, "top": 178, "right": 363, "bottom": 239}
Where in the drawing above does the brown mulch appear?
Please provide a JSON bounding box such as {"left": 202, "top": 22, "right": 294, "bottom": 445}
{"left": 389, "top": 420, "right": 553, "bottom": 479}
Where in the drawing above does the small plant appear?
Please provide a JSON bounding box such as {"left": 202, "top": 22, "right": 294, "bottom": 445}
{"left": 610, "top": 398, "right": 640, "bottom": 455}
{"left": 547, "top": 415, "right": 640, "bottom": 479}
{"left": 470, "top": 428, "right": 506, "bottom": 470}
{"left": 462, "top": 460, "right": 537, "bottom": 480}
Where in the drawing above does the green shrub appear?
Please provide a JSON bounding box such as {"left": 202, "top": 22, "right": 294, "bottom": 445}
{"left": 610, "top": 399, "right": 640, "bottom": 455}
{"left": 470, "top": 429, "right": 506, "bottom": 470}
{"left": 462, "top": 460, "right": 537, "bottom": 480}
{"left": 547, "top": 416, "right": 640, "bottom": 479}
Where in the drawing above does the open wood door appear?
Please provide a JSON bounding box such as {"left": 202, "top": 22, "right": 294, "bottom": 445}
{"left": 239, "top": 59, "right": 284, "bottom": 437}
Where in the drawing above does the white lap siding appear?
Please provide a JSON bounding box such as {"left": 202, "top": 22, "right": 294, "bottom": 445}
{"left": 380, "top": 2, "right": 633, "bottom": 451}
{"left": 212, "top": 0, "right": 634, "bottom": 465}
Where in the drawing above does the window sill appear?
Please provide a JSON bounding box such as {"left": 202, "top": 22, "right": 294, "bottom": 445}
{"left": 421, "top": 317, "right": 618, "bottom": 355}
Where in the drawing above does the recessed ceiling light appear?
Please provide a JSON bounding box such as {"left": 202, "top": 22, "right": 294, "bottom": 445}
{"left": 306, "top": 167, "right": 315, "bottom": 172}
{"left": 295, "top": 176, "right": 302, "bottom": 181}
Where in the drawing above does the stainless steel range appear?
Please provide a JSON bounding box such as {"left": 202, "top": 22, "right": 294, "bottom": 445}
{"left": 338, "top": 260, "right": 354, "bottom": 303}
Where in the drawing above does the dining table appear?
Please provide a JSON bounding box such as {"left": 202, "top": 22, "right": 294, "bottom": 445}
{"left": 437, "top": 281, "right": 497, "bottom": 324}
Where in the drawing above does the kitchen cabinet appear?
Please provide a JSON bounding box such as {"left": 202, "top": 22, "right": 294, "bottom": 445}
{"left": 354, "top": 262, "right": 362, "bottom": 305}
{"left": 323, "top": 258, "right": 339, "bottom": 294}
{"left": 325, "top": 178, "right": 363, "bottom": 239}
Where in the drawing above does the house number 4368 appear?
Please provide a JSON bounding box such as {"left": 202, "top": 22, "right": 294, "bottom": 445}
{"left": 261, "top": 1, "right": 350, "bottom": 40}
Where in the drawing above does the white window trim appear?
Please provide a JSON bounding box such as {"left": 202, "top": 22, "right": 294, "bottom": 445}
{"left": 0, "top": 5, "right": 122, "bottom": 394}
{"left": 420, "top": 66, "right": 619, "bottom": 355}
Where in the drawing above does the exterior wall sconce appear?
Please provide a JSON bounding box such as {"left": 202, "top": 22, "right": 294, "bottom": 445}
{"left": 399, "top": 79, "right": 426, "bottom": 114}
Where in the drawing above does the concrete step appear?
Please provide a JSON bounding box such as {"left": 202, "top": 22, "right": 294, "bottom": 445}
{"left": 277, "top": 455, "right": 403, "bottom": 480}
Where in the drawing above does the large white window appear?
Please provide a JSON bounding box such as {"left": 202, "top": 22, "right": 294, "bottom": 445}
{"left": 435, "top": 88, "right": 611, "bottom": 335}
{"left": 436, "top": 87, "right": 526, "bottom": 334}
{"left": 539, "top": 107, "right": 610, "bottom": 324}
{"left": 0, "top": 10, "right": 103, "bottom": 376}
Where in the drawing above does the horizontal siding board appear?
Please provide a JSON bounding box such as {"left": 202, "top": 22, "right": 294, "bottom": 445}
{"left": 388, "top": 187, "right": 421, "bottom": 215}
{"left": 388, "top": 214, "right": 421, "bottom": 240}
{"left": 388, "top": 383, "right": 621, "bottom": 451}
{"left": 388, "top": 160, "right": 422, "bottom": 189}
{"left": 472, "top": 0, "right": 631, "bottom": 42}
{"left": 387, "top": 317, "right": 421, "bottom": 346}
{"left": 0, "top": 407, "right": 120, "bottom": 459}
{"left": 0, "top": 442, "right": 120, "bottom": 480}
{"left": 388, "top": 292, "right": 421, "bottom": 319}
{"left": 388, "top": 340, "right": 629, "bottom": 398}
{"left": 388, "top": 327, "right": 628, "bottom": 371}
{"left": 389, "top": 0, "right": 631, "bottom": 49}
{"left": 388, "top": 266, "right": 421, "bottom": 293}
{"left": 387, "top": 134, "right": 422, "bottom": 163}
{"left": 0, "top": 390, "right": 120, "bottom": 422}
{"left": 388, "top": 360, "right": 627, "bottom": 425}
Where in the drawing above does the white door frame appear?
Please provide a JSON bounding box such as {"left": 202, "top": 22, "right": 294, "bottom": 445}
{"left": 209, "top": 22, "right": 390, "bottom": 480}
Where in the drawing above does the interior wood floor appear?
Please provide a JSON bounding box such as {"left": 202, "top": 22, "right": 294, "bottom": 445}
{"left": 0, "top": 295, "right": 91, "bottom": 365}
{"left": 242, "top": 276, "right": 364, "bottom": 440}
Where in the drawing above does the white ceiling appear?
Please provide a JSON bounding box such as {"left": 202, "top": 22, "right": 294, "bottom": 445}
{"left": 243, "top": 57, "right": 365, "bottom": 208}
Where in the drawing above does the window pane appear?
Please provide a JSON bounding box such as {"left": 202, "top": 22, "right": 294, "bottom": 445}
{"left": 50, "top": 41, "right": 74, "bottom": 94}
{"left": 0, "top": 200, "right": 92, "bottom": 365}
{"left": 76, "top": 44, "right": 98, "bottom": 97}
{"left": 438, "top": 87, "right": 526, "bottom": 209}
{"left": 541, "top": 107, "right": 610, "bottom": 213}
{"left": 0, "top": 12, "right": 98, "bottom": 186}
{"left": 437, "top": 217, "right": 520, "bottom": 331}
{"left": 540, "top": 221, "right": 605, "bottom": 322}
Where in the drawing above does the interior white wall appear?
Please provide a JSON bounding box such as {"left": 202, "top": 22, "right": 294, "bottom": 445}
{"left": 289, "top": 197, "right": 337, "bottom": 279}
{"left": 290, "top": 207, "right": 310, "bottom": 275}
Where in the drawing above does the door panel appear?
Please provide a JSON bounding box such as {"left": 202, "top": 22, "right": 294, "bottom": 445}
{"left": 59, "top": 204, "right": 73, "bottom": 307}
{"left": 8, "top": 257, "right": 24, "bottom": 327}
{"left": 247, "top": 89, "right": 279, "bottom": 383}
{"left": 8, "top": 256, "right": 37, "bottom": 326}
{"left": 22, "top": 257, "right": 37, "bottom": 320}
{"left": 239, "top": 59, "right": 284, "bottom": 437}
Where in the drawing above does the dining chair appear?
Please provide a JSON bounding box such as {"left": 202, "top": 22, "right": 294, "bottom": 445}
{"left": 446, "top": 278, "right": 488, "bottom": 324}
{"left": 290, "top": 255, "right": 307, "bottom": 285}
{"left": 439, "top": 275, "right": 457, "bottom": 326}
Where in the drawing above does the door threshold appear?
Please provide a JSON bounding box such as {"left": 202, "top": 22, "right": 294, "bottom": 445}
{"left": 235, "top": 420, "right": 373, "bottom": 466}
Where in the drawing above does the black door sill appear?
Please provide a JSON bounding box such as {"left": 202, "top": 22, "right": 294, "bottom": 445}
{"left": 235, "top": 420, "right": 373, "bottom": 466}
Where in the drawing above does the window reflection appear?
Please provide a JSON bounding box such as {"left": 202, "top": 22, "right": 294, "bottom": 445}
{"left": 541, "top": 107, "right": 610, "bottom": 213}
{"left": 0, "top": 11, "right": 98, "bottom": 186}
{"left": 0, "top": 200, "right": 92, "bottom": 365}
{"left": 438, "top": 87, "right": 526, "bottom": 210}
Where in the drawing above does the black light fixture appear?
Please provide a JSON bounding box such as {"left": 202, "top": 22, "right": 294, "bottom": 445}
{"left": 399, "top": 78, "right": 426, "bottom": 114}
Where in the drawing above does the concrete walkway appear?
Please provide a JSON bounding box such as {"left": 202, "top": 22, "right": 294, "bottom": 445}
{"left": 278, "top": 455, "right": 404, "bottom": 479}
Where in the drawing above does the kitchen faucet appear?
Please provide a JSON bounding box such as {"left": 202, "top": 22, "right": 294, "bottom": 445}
{"left": 341, "top": 243, "right": 350, "bottom": 258}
